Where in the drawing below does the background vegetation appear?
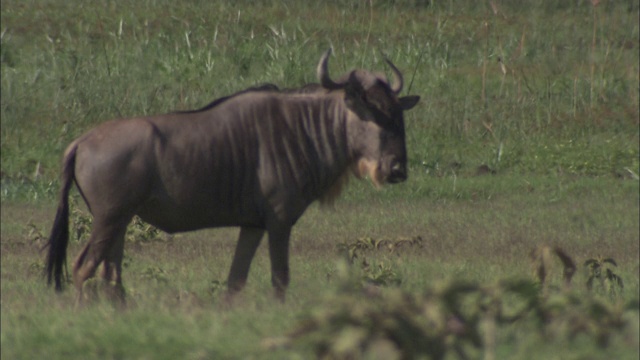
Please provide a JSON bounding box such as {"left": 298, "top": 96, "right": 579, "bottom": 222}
{"left": 1, "top": 0, "right": 638, "bottom": 359}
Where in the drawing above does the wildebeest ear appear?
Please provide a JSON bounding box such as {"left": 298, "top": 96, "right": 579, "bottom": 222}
{"left": 399, "top": 95, "right": 420, "bottom": 110}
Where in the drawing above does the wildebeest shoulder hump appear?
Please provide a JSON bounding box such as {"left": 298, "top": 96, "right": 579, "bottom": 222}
{"left": 174, "top": 83, "right": 281, "bottom": 114}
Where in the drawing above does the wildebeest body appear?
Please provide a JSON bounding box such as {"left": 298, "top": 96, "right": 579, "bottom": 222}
{"left": 79, "top": 92, "right": 350, "bottom": 232}
{"left": 45, "top": 49, "right": 420, "bottom": 303}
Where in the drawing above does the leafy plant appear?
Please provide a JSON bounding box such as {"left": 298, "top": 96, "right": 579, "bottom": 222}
{"left": 584, "top": 257, "right": 624, "bottom": 297}
{"left": 360, "top": 259, "right": 401, "bottom": 287}
{"left": 336, "top": 236, "right": 419, "bottom": 287}
{"left": 273, "top": 246, "right": 638, "bottom": 358}
{"left": 126, "top": 216, "right": 163, "bottom": 243}
{"left": 70, "top": 196, "right": 92, "bottom": 243}
{"left": 27, "top": 261, "right": 45, "bottom": 276}
{"left": 337, "top": 236, "right": 423, "bottom": 263}
{"left": 275, "top": 277, "right": 542, "bottom": 360}
{"left": 208, "top": 279, "right": 228, "bottom": 298}
{"left": 529, "top": 245, "right": 576, "bottom": 295}
{"left": 531, "top": 291, "right": 634, "bottom": 348}
{"left": 140, "top": 266, "right": 169, "bottom": 284}
{"left": 70, "top": 196, "right": 163, "bottom": 243}
{"left": 25, "top": 222, "right": 47, "bottom": 245}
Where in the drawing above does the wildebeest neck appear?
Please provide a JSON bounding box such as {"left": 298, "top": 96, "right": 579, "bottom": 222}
{"left": 237, "top": 92, "right": 353, "bottom": 216}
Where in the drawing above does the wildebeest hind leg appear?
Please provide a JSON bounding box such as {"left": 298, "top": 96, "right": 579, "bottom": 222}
{"left": 73, "top": 217, "right": 130, "bottom": 305}
{"left": 226, "top": 227, "right": 265, "bottom": 297}
{"left": 100, "top": 231, "right": 127, "bottom": 306}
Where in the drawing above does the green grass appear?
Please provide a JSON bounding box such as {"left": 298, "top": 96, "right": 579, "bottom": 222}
{"left": 2, "top": 175, "right": 638, "bottom": 359}
{"left": 1, "top": 0, "right": 638, "bottom": 190}
{"left": 1, "top": 0, "right": 639, "bottom": 359}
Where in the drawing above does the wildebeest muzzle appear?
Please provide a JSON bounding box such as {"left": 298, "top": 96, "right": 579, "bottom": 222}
{"left": 386, "top": 158, "right": 408, "bottom": 184}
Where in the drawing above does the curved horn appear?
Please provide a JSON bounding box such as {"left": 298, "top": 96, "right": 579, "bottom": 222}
{"left": 384, "top": 56, "right": 403, "bottom": 94}
{"left": 317, "top": 48, "right": 343, "bottom": 90}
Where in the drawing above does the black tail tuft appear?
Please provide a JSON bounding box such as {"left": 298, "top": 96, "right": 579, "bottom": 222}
{"left": 44, "top": 145, "right": 77, "bottom": 291}
{"left": 45, "top": 201, "right": 70, "bottom": 291}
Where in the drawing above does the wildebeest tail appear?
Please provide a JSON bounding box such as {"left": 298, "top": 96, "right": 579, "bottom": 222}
{"left": 44, "top": 144, "right": 77, "bottom": 291}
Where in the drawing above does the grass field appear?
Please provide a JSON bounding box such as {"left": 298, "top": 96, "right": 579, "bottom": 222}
{"left": 1, "top": 1, "right": 639, "bottom": 359}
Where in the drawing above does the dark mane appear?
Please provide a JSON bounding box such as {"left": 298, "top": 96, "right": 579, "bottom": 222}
{"left": 280, "top": 83, "right": 326, "bottom": 94}
{"left": 175, "top": 83, "right": 281, "bottom": 114}
{"left": 174, "top": 82, "right": 329, "bottom": 115}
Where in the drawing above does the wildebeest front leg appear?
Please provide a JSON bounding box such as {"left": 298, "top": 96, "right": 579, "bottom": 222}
{"left": 227, "top": 227, "right": 265, "bottom": 295}
{"left": 267, "top": 225, "right": 291, "bottom": 302}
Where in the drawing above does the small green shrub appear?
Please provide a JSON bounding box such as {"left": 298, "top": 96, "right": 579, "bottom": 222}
{"left": 585, "top": 257, "right": 624, "bottom": 298}
{"left": 139, "top": 266, "right": 169, "bottom": 284}
{"left": 208, "top": 279, "right": 228, "bottom": 299}
{"left": 25, "top": 222, "right": 47, "bottom": 245}
{"left": 337, "top": 236, "right": 423, "bottom": 263}
{"left": 70, "top": 197, "right": 163, "bottom": 244}
{"left": 336, "top": 236, "right": 422, "bottom": 287}
{"left": 126, "top": 216, "right": 163, "bottom": 244}
{"left": 360, "top": 259, "right": 402, "bottom": 287}
{"left": 276, "top": 247, "right": 638, "bottom": 358}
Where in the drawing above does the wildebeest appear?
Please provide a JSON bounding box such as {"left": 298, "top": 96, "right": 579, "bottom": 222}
{"left": 45, "top": 48, "right": 420, "bottom": 303}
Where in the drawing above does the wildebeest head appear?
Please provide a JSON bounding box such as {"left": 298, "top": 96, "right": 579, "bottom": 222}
{"left": 317, "top": 49, "right": 420, "bottom": 187}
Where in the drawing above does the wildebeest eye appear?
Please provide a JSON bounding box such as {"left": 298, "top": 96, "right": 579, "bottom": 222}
{"left": 364, "top": 88, "right": 394, "bottom": 115}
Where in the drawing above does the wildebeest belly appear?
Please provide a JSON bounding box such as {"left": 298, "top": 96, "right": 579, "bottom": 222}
{"left": 136, "top": 189, "right": 265, "bottom": 233}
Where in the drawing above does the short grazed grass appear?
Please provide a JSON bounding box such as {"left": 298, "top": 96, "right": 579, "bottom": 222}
{"left": 2, "top": 175, "right": 638, "bottom": 359}
{"left": 1, "top": 0, "right": 638, "bottom": 359}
